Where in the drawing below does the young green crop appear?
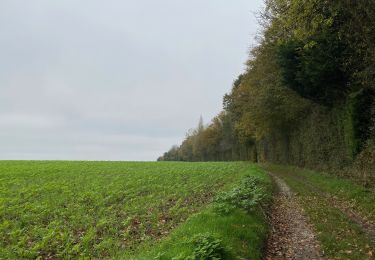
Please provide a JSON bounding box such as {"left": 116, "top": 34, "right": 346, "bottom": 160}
{"left": 0, "top": 161, "right": 262, "bottom": 259}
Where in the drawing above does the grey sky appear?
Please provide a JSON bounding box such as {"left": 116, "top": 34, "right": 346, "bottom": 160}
{"left": 0, "top": 0, "right": 264, "bottom": 161}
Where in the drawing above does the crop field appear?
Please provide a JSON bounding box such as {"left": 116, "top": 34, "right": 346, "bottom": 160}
{"left": 0, "top": 161, "right": 270, "bottom": 259}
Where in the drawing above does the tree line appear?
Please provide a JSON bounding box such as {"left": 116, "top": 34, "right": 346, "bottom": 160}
{"left": 158, "top": 0, "right": 375, "bottom": 185}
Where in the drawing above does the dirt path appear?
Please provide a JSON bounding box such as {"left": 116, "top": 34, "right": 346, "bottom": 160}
{"left": 265, "top": 173, "right": 323, "bottom": 259}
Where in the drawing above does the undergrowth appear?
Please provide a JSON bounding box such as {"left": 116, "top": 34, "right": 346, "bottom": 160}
{"left": 214, "top": 175, "right": 269, "bottom": 214}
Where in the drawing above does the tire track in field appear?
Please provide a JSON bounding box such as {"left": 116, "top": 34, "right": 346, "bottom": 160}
{"left": 265, "top": 173, "right": 323, "bottom": 260}
{"left": 285, "top": 173, "right": 375, "bottom": 242}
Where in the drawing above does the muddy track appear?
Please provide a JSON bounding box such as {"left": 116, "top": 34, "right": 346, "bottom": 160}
{"left": 265, "top": 173, "right": 323, "bottom": 259}
{"left": 285, "top": 173, "right": 375, "bottom": 241}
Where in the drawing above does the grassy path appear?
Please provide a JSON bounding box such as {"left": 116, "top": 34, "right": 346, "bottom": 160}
{"left": 281, "top": 171, "right": 375, "bottom": 241}
{"left": 263, "top": 164, "right": 375, "bottom": 259}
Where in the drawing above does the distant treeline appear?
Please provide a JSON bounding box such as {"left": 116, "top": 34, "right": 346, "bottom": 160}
{"left": 158, "top": 0, "right": 375, "bottom": 186}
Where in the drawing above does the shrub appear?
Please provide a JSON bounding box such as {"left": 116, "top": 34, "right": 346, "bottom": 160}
{"left": 190, "top": 233, "right": 226, "bottom": 260}
{"left": 214, "top": 176, "right": 268, "bottom": 214}
{"left": 154, "top": 233, "right": 227, "bottom": 260}
{"left": 172, "top": 233, "right": 227, "bottom": 260}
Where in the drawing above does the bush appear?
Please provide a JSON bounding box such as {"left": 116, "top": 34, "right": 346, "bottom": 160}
{"left": 214, "top": 176, "right": 268, "bottom": 214}
{"left": 155, "top": 233, "right": 227, "bottom": 260}
{"left": 189, "top": 233, "right": 226, "bottom": 260}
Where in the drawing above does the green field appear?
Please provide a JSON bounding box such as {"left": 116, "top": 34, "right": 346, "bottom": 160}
{"left": 0, "top": 161, "right": 271, "bottom": 259}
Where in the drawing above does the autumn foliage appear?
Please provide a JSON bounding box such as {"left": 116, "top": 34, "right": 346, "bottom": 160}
{"left": 158, "top": 0, "right": 375, "bottom": 185}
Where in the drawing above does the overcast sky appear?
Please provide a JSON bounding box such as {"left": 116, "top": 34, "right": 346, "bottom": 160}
{"left": 0, "top": 0, "right": 264, "bottom": 161}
